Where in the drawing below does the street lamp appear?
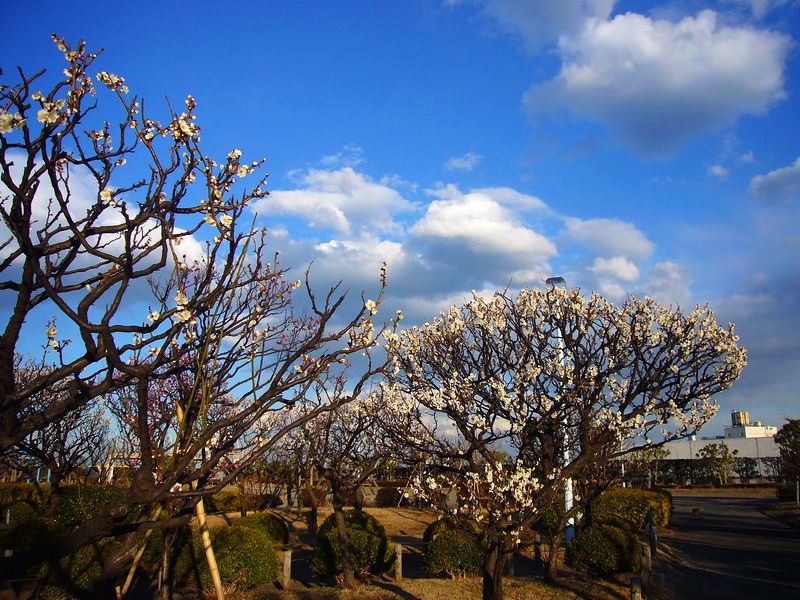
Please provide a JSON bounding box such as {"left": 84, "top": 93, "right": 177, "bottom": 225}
{"left": 546, "top": 276, "right": 575, "bottom": 541}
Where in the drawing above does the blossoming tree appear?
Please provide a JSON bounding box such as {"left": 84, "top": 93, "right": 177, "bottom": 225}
{"left": 382, "top": 286, "right": 746, "bottom": 600}
{"left": 0, "top": 36, "right": 389, "bottom": 595}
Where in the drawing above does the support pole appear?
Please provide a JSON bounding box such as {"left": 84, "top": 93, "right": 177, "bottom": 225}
{"left": 394, "top": 544, "right": 403, "bottom": 582}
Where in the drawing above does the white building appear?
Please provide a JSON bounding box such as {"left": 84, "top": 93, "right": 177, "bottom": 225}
{"left": 661, "top": 412, "right": 780, "bottom": 481}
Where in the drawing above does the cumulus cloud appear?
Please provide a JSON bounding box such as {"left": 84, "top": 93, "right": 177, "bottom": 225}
{"left": 587, "top": 256, "right": 640, "bottom": 282}
{"left": 749, "top": 157, "right": 800, "bottom": 202}
{"left": 525, "top": 10, "right": 790, "bottom": 154}
{"left": 443, "top": 152, "right": 484, "bottom": 172}
{"left": 411, "top": 187, "right": 556, "bottom": 263}
{"left": 454, "top": 0, "right": 615, "bottom": 51}
{"left": 252, "top": 167, "right": 415, "bottom": 236}
{"left": 561, "top": 217, "right": 654, "bottom": 260}
{"left": 708, "top": 164, "right": 730, "bottom": 179}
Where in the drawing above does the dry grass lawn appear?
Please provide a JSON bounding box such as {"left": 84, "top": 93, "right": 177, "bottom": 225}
{"left": 202, "top": 506, "right": 630, "bottom": 600}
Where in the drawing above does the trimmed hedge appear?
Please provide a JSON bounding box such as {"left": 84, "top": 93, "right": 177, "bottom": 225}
{"left": 238, "top": 511, "right": 290, "bottom": 545}
{"left": 38, "top": 537, "right": 117, "bottom": 598}
{"left": 423, "top": 527, "right": 484, "bottom": 578}
{"left": 566, "top": 523, "right": 641, "bottom": 576}
{"left": 55, "top": 484, "right": 128, "bottom": 530}
{"left": 592, "top": 488, "right": 671, "bottom": 530}
{"left": 422, "top": 515, "right": 481, "bottom": 546}
{"left": 310, "top": 510, "right": 394, "bottom": 578}
{"left": 175, "top": 525, "right": 280, "bottom": 592}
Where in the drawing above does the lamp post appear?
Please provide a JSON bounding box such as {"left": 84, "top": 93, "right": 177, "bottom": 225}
{"left": 545, "top": 276, "right": 575, "bottom": 541}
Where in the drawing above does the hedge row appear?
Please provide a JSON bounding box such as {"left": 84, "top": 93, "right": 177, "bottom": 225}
{"left": 591, "top": 488, "right": 672, "bottom": 529}
{"left": 567, "top": 487, "right": 672, "bottom": 577}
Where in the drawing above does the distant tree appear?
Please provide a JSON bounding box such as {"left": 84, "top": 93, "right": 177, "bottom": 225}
{"left": 775, "top": 418, "right": 800, "bottom": 480}
{"left": 382, "top": 287, "right": 746, "bottom": 600}
{"left": 697, "top": 443, "right": 738, "bottom": 485}
{"left": 3, "top": 357, "right": 110, "bottom": 513}
{"left": 732, "top": 457, "right": 759, "bottom": 483}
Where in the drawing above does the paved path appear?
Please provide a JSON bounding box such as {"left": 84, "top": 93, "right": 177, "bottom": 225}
{"left": 658, "top": 494, "right": 800, "bottom": 599}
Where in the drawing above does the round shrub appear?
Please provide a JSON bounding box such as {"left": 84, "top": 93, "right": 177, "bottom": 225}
{"left": 423, "top": 528, "right": 483, "bottom": 578}
{"left": 176, "top": 525, "right": 280, "bottom": 591}
{"left": 566, "top": 523, "right": 641, "bottom": 576}
{"left": 310, "top": 510, "right": 394, "bottom": 578}
{"left": 238, "top": 511, "right": 290, "bottom": 545}
{"left": 208, "top": 489, "right": 241, "bottom": 513}
{"left": 423, "top": 515, "right": 481, "bottom": 546}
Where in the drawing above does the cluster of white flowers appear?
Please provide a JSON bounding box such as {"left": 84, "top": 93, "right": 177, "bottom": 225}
{"left": 0, "top": 111, "right": 25, "bottom": 133}
{"left": 45, "top": 323, "right": 59, "bottom": 351}
{"left": 95, "top": 71, "right": 128, "bottom": 94}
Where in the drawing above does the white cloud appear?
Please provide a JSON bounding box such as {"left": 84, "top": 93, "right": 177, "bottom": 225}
{"left": 459, "top": 0, "right": 615, "bottom": 51}
{"left": 749, "top": 157, "right": 800, "bottom": 202}
{"left": 561, "top": 217, "right": 654, "bottom": 259}
{"left": 443, "top": 152, "right": 484, "bottom": 172}
{"left": 252, "top": 167, "right": 415, "bottom": 236}
{"left": 587, "top": 256, "right": 640, "bottom": 282}
{"left": 639, "top": 261, "right": 692, "bottom": 307}
{"left": 723, "top": 0, "right": 798, "bottom": 20}
{"left": 320, "top": 143, "right": 364, "bottom": 168}
{"left": 525, "top": 10, "right": 790, "bottom": 154}
{"left": 708, "top": 164, "right": 730, "bottom": 179}
{"left": 411, "top": 188, "right": 556, "bottom": 262}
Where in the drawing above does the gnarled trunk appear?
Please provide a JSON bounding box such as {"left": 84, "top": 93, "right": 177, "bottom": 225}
{"left": 544, "top": 533, "right": 562, "bottom": 583}
{"left": 482, "top": 539, "right": 507, "bottom": 600}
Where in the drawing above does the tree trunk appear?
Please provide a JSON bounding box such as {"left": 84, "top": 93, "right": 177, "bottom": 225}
{"left": 544, "top": 533, "right": 562, "bottom": 583}
{"left": 482, "top": 540, "right": 506, "bottom": 600}
{"left": 332, "top": 484, "right": 357, "bottom": 589}
{"left": 306, "top": 480, "right": 320, "bottom": 536}
{"left": 353, "top": 485, "right": 364, "bottom": 512}
{"left": 238, "top": 481, "right": 247, "bottom": 518}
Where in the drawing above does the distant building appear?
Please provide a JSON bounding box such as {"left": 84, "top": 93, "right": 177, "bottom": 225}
{"left": 658, "top": 411, "right": 780, "bottom": 483}
{"left": 723, "top": 410, "right": 777, "bottom": 439}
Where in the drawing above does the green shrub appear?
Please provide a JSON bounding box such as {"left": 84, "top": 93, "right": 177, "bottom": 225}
{"left": 38, "top": 537, "right": 116, "bottom": 598}
{"left": 422, "top": 515, "right": 481, "bottom": 546}
{"left": 566, "top": 523, "right": 641, "bottom": 576}
{"left": 238, "top": 511, "right": 289, "bottom": 545}
{"left": 592, "top": 488, "right": 671, "bottom": 530}
{"left": 55, "top": 485, "right": 127, "bottom": 530}
{"left": 209, "top": 488, "right": 241, "bottom": 513}
{"left": 375, "top": 486, "right": 409, "bottom": 508}
{"left": 251, "top": 492, "right": 282, "bottom": 510}
{"left": 423, "top": 528, "right": 483, "bottom": 578}
{"left": 310, "top": 510, "right": 394, "bottom": 578}
{"left": 175, "top": 525, "right": 280, "bottom": 592}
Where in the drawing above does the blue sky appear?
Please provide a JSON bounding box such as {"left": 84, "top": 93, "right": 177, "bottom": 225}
{"left": 2, "top": 0, "right": 799, "bottom": 435}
